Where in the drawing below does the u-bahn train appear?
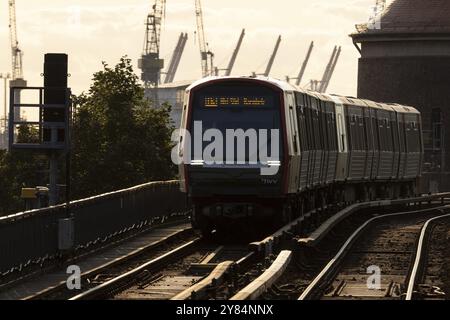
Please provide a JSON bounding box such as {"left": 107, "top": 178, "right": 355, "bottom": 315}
{"left": 177, "top": 76, "right": 423, "bottom": 235}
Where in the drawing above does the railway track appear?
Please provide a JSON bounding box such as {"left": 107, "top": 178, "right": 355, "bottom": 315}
{"left": 230, "top": 195, "right": 450, "bottom": 300}
{"left": 69, "top": 233, "right": 282, "bottom": 300}
{"left": 27, "top": 194, "right": 450, "bottom": 300}
{"left": 299, "top": 206, "right": 450, "bottom": 300}
{"left": 406, "top": 213, "right": 450, "bottom": 300}
{"left": 28, "top": 224, "right": 197, "bottom": 300}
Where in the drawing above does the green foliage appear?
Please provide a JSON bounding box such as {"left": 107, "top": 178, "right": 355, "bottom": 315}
{"left": 0, "top": 125, "right": 49, "bottom": 213}
{"left": 71, "top": 56, "right": 176, "bottom": 199}
{"left": 16, "top": 125, "right": 40, "bottom": 144}
{"left": 0, "top": 56, "right": 176, "bottom": 215}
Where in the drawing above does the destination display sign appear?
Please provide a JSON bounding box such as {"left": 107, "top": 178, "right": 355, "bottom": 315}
{"left": 203, "top": 96, "right": 269, "bottom": 108}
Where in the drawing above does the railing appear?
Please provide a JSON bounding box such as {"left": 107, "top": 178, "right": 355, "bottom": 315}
{"left": 0, "top": 180, "right": 188, "bottom": 276}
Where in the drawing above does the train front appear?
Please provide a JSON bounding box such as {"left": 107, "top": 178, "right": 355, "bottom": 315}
{"left": 178, "top": 77, "right": 286, "bottom": 236}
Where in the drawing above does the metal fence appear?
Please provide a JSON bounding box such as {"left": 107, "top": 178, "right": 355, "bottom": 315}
{"left": 0, "top": 180, "right": 187, "bottom": 276}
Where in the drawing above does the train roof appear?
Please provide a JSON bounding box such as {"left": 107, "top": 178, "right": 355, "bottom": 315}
{"left": 327, "top": 95, "right": 420, "bottom": 114}
{"left": 186, "top": 76, "right": 420, "bottom": 115}
{"left": 186, "top": 76, "right": 298, "bottom": 92}
{"left": 385, "top": 103, "right": 421, "bottom": 115}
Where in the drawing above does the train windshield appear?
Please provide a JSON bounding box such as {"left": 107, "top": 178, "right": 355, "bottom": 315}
{"left": 192, "top": 83, "right": 280, "bottom": 130}
{"left": 190, "top": 83, "right": 282, "bottom": 163}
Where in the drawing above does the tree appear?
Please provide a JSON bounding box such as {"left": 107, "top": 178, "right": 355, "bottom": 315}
{"left": 71, "top": 56, "right": 176, "bottom": 199}
{"left": 0, "top": 56, "right": 175, "bottom": 215}
{"left": 0, "top": 127, "right": 48, "bottom": 215}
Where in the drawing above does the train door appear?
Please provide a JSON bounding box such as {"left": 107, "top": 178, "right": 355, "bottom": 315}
{"left": 390, "top": 108, "right": 401, "bottom": 179}
{"left": 362, "top": 106, "right": 372, "bottom": 180}
{"left": 296, "top": 92, "right": 309, "bottom": 192}
{"left": 371, "top": 108, "right": 381, "bottom": 179}
{"left": 286, "top": 92, "right": 301, "bottom": 193}
{"left": 332, "top": 97, "right": 348, "bottom": 181}
{"left": 305, "top": 96, "right": 315, "bottom": 188}
{"left": 326, "top": 102, "right": 338, "bottom": 183}
{"left": 318, "top": 99, "right": 329, "bottom": 185}
{"left": 178, "top": 90, "right": 191, "bottom": 192}
{"left": 396, "top": 110, "right": 407, "bottom": 179}
{"left": 311, "top": 98, "right": 322, "bottom": 186}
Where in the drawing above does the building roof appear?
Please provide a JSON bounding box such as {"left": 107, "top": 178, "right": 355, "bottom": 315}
{"left": 158, "top": 80, "right": 195, "bottom": 89}
{"left": 353, "top": 0, "right": 450, "bottom": 35}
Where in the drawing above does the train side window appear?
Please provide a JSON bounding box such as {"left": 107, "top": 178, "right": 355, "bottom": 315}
{"left": 333, "top": 112, "right": 338, "bottom": 151}
{"left": 338, "top": 113, "right": 345, "bottom": 152}
{"left": 321, "top": 103, "right": 329, "bottom": 152}
{"left": 392, "top": 116, "right": 400, "bottom": 153}
{"left": 327, "top": 112, "right": 335, "bottom": 151}
{"left": 378, "top": 117, "right": 385, "bottom": 151}
{"left": 305, "top": 103, "right": 314, "bottom": 151}
{"left": 313, "top": 108, "right": 320, "bottom": 150}
{"left": 289, "top": 106, "right": 299, "bottom": 154}
{"left": 364, "top": 115, "right": 371, "bottom": 151}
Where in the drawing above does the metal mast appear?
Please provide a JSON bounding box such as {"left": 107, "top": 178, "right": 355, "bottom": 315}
{"left": 164, "top": 33, "right": 188, "bottom": 84}
{"left": 195, "top": 0, "right": 214, "bottom": 77}
{"left": 318, "top": 46, "right": 337, "bottom": 93}
{"left": 296, "top": 41, "right": 314, "bottom": 86}
{"left": 224, "top": 29, "right": 245, "bottom": 76}
{"left": 9, "top": 0, "right": 23, "bottom": 80}
{"left": 263, "top": 35, "right": 281, "bottom": 77}
{"left": 322, "top": 46, "right": 341, "bottom": 93}
{"left": 139, "top": 0, "right": 166, "bottom": 104}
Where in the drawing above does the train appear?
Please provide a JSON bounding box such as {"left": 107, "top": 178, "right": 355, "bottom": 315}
{"left": 176, "top": 76, "right": 423, "bottom": 236}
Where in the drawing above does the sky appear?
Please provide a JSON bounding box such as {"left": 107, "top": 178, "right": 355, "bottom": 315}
{"left": 0, "top": 0, "right": 386, "bottom": 121}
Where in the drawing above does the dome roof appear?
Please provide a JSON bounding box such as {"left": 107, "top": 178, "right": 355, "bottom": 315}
{"left": 355, "top": 0, "right": 450, "bottom": 34}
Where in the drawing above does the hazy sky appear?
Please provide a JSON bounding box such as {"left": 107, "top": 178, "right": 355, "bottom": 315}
{"left": 0, "top": 0, "right": 383, "bottom": 119}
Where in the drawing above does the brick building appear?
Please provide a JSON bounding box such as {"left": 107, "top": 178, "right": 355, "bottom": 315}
{"left": 351, "top": 0, "right": 450, "bottom": 191}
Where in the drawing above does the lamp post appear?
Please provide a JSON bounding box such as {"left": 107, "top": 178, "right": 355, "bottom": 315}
{"left": 0, "top": 73, "right": 11, "bottom": 148}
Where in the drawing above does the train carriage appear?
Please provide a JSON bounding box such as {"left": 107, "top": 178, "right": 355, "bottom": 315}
{"left": 177, "top": 76, "right": 423, "bottom": 235}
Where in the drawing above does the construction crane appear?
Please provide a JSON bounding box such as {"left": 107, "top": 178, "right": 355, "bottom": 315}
{"left": 9, "top": 0, "right": 24, "bottom": 80}
{"left": 252, "top": 35, "right": 282, "bottom": 77}
{"left": 316, "top": 46, "right": 341, "bottom": 93}
{"left": 139, "top": 0, "right": 166, "bottom": 103}
{"left": 322, "top": 46, "right": 341, "bottom": 93}
{"left": 318, "top": 46, "right": 338, "bottom": 93}
{"left": 8, "top": 0, "right": 26, "bottom": 123}
{"left": 296, "top": 41, "right": 314, "bottom": 86}
{"left": 164, "top": 33, "right": 188, "bottom": 84}
{"left": 224, "top": 29, "right": 245, "bottom": 76}
{"left": 264, "top": 35, "right": 281, "bottom": 77}
{"left": 286, "top": 41, "right": 314, "bottom": 85}
{"left": 195, "top": 0, "right": 214, "bottom": 77}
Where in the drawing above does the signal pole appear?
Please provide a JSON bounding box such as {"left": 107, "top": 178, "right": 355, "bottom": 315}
{"left": 0, "top": 73, "right": 11, "bottom": 148}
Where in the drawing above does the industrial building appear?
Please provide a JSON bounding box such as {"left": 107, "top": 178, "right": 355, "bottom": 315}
{"left": 155, "top": 80, "right": 192, "bottom": 127}
{"left": 351, "top": 0, "right": 450, "bottom": 191}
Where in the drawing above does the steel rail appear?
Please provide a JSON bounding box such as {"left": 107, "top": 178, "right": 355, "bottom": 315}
{"left": 24, "top": 225, "right": 194, "bottom": 300}
{"left": 230, "top": 250, "right": 292, "bottom": 300}
{"left": 299, "top": 205, "right": 450, "bottom": 300}
{"left": 69, "top": 238, "right": 201, "bottom": 300}
{"left": 405, "top": 212, "right": 450, "bottom": 300}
